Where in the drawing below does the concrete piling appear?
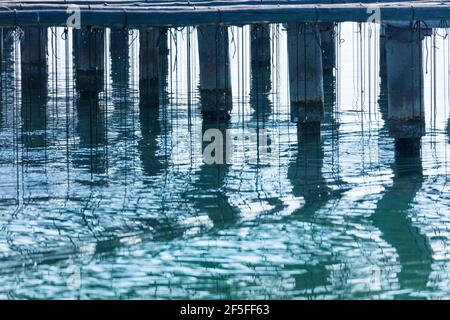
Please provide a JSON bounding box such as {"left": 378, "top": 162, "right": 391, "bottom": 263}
{"left": 73, "top": 28, "right": 105, "bottom": 95}
{"left": 139, "top": 27, "right": 166, "bottom": 108}
{"left": 250, "top": 24, "right": 271, "bottom": 66}
{"left": 110, "top": 29, "right": 130, "bottom": 87}
{"left": 197, "top": 25, "right": 232, "bottom": 120}
{"left": 250, "top": 24, "right": 272, "bottom": 115}
{"left": 287, "top": 23, "right": 324, "bottom": 124}
{"left": 20, "top": 27, "right": 48, "bottom": 91}
{"left": 319, "top": 22, "right": 336, "bottom": 74}
{"left": 379, "top": 25, "right": 387, "bottom": 81}
{"left": 385, "top": 25, "right": 425, "bottom": 155}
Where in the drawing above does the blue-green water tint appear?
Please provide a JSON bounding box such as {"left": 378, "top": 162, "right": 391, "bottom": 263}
{"left": 0, "top": 23, "right": 449, "bottom": 299}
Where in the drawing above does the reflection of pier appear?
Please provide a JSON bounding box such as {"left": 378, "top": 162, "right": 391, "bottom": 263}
{"left": 193, "top": 121, "right": 237, "bottom": 227}
{"left": 372, "top": 153, "right": 432, "bottom": 292}
{"left": 73, "top": 94, "right": 107, "bottom": 176}
{"left": 288, "top": 124, "right": 329, "bottom": 216}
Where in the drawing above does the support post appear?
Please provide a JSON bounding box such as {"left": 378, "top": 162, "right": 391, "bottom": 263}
{"left": 250, "top": 24, "right": 271, "bottom": 66}
{"left": 380, "top": 24, "right": 387, "bottom": 81}
{"left": 110, "top": 29, "right": 130, "bottom": 86}
{"left": 197, "top": 25, "right": 232, "bottom": 120}
{"left": 21, "top": 27, "right": 47, "bottom": 91}
{"left": 139, "top": 27, "right": 166, "bottom": 108}
{"left": 250, "top": 24, "right": 272, "bottom": 113}
{"left": 287, "top": 23, "right": 324, "bottom": 124}
{"left": 385, "top": 25, "right": 425, "bottom": 155}
{"left": 73, "top": 28, "right": 105, "bottom": 95}
{"left": 319, "top": 22, "right": 336, "bottom": 74}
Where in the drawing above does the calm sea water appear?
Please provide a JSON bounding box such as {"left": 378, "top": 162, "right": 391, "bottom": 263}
{"left": 0, "top": 23, "right": 450, "bottom": 299}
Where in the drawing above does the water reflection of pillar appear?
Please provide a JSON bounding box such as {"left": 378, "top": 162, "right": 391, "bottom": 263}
{"left": 288, "top": 124, "right": 329, "bottom": 216}
{"left": 138, "top": 99, "right": 164, "bottom": 179}
{"left": 285, "top": 124, "right": 333, "bottom": 292}
{"left": 21, "top": 80, "right": 47, "bottom": 151}
{"left": 447, "top": 118, "right": 450, "bottom": 143}
{"left": 372, "top": 153, "right": 431, "bottom": 292}
{"left": 74, "top": 94, "right": 107, "bottom": 176}
{"left": 193, "top": 120, "right": 236, "bottom": 227}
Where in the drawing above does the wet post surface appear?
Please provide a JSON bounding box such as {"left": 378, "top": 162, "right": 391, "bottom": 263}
{"left": 139, "top": 27, "right": 166, "bottom": 108}
{"left": 250, "top": 24, "right": 272, "bottom": 117}
{"left": 380, "top": 24, "right": 387, "bottom": 81}
{"left": 250, "top": 24, "right": 271, "bottom": 66}
{"left": 319, "top": 22, "right": 336, "bottom": 75}
{"left": 385, "top": 25, "right": 426, "bottom": 155}
{"left": 372, "top": 152, "right": 432, "bottom": 294}
{"left": 197, "top": 25, "right": 232, "bottom": 120}
{"left": 287, "top": 23, "right": 324, "bottom": 124}
{"left": 20, "top": 27, "right": 48, "bottom": 94}
{"left": 110, "top": 29, "right": 130, "bottom": 87}
{"left": 73, "top": 28, "right": 105, "bottom": 96}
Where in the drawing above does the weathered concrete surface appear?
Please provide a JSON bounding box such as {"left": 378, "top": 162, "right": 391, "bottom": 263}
{"left": 287, "top": 22, "right": 324, "bottom": 124}
{"left": 21, "top": 27, "right": 48, "bottom": 90}
{"left": 197, "top": 25, "right": 232, "bottom": 119}
{"left": 385, "top": 25, "right": 425, "bottom": 140}
{"left": 139, "top": 27, "right": 167, "bottom": 108}
{"left": 319, "top": 22, "right": 336, "bottom": 74}
{"left": 73, "top": 28, "right": 105, "bottom": 95}
{"left": 250, "top": 24, "right": 271, "bottom": 66}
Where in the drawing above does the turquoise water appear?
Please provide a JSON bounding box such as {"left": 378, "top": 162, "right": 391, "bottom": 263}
{"left": 0, "top": 23, "right": 450, "bottom": 299}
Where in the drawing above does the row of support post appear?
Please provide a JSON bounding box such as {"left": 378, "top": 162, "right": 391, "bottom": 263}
{"left": 10, "top": 23, "right": 429, "bottom": 154}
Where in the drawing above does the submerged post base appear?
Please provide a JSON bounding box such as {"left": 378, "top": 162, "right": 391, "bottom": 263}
{"left": 291, "top": 101, "right": 324, "bottom": 123}
{"left": 200, "top": 89, "right": 232, "bottom": 115}
{"left": 395, "top": 138, "right": 421, "bottom": 157}
{"left": 388, "top": 119, "right": 425, "bottom": 139}
{"left": 200, "top": 89, "right": 232, "bottom": 122}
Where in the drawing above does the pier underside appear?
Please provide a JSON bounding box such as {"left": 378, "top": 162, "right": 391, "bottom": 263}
{"left": 0, "top": 1, "right": 449, "bottom": 28}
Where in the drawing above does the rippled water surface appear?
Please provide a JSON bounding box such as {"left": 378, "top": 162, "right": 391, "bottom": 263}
{"left": 1, "top": 23, "right": 450, "bottom": 299}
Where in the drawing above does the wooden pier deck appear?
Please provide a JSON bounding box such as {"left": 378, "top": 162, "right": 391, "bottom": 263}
{"left": 0, "top": 0, "right": 449, "bottom": 27}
